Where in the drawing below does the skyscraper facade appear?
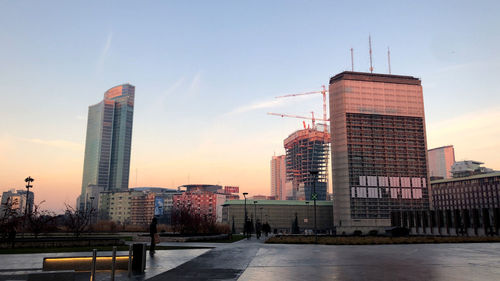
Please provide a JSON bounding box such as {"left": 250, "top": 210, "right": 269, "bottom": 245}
{"left": 329, "top": 72, "right": 430, "bottom": 233}
{"left": 270, "top": 155, "right": 286, "bottom": 200}
{"left": 79, "top": 84, "right": 135, "bottom": 210}
{"left": 428, "top": 145, "right": 455, "bottom": 180}
{"left": 284, "top": 128, "right": 329, "bottom": 201}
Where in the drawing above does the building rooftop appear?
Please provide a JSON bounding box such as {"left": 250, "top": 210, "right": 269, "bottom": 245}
{"left": 130, "top": 187, "right": 179, "bottom": 193}
{"left": 222, "top": 200, "right": 332, "bottom": 206}
{"left": 431, "top": 171, "right": 500, "bottom": 184}
{"left": 428, "top": 145, "right": 454, "bottom": 152}
{"left": 329, "top": 71, "right": 421, "bottom": 86}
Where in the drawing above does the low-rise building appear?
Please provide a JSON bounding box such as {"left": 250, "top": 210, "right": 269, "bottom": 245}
{"left": 173, "top": 191, "right": 226, "bottom": 222}
{"left": 130, "top": 187, "right": 183, "bottom": 225}
{"left": 130, "top": 192, "right": 155, "bottom": 225}
{"left": 222, "top": 200, "right": 333, "bottom": 233}
{"left": 431, "top": 172, "right": 500, "bottom": 211}
{"left": 98, "top": 190, "right": 139, "bottom": 224}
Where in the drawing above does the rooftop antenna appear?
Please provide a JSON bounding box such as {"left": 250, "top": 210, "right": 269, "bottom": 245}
{"left": 350, "top": 48, "right": 354, "bottom": 71}
{"left": 369, "top": 35, "right": 374, "bottom": 73}
{"left": 387, "top": 47, "right": 392, "bottom": 74}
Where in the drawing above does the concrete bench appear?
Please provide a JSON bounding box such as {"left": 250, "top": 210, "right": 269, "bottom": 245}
{"left": 43, "top": 256, "right": 129, "bottom": 271}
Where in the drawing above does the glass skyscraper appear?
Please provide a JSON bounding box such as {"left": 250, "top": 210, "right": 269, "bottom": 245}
{"left": 79, "top": 84, "right": 135, "bottom": 210}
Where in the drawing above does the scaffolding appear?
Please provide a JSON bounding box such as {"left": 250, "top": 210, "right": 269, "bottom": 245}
{"left": 284, "top": 128, "right": 330, "bottom": 200}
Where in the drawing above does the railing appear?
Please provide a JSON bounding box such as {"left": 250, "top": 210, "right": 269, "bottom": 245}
{"left": 43, "top": 244, "right": 145, "bottom": 280}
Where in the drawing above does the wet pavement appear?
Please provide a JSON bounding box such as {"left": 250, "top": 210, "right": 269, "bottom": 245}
{"left": 0, "top": 248, "right": 210, "bottom": 281}
{"left": 238, "top": 242, "right": 500, "bottom": 281}
{"left": 146, "top": 237, "right": 264, "bottom": 281}
{"left": 1, "top": 239, "right": 500, "bottom": 280}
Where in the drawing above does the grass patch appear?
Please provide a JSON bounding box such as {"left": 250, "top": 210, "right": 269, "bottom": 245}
{"left": 266, "top": 235, "right": 500, "bottom": 245}
{"left": 0, "top": 245, "right": 212, "bottom": 255}
{"left": 199, "top": 234, "right": 246, "bottom": 243}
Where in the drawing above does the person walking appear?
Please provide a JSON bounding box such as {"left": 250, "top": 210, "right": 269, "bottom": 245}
{"left": 149, "top": 217, "right": 158, "bottom": 256}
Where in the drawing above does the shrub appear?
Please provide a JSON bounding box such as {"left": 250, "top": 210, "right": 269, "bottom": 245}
{"left": 368, "top": 230, "right": 378, "bottom": 236}
{"left": 171, "top": 205, "right": 229, "bottom": 235}
{"left": 92, "top": 220, "right": 119, "bottom": 232}
{"left": 353, "top": 230, "right": 362, "bottom": 236}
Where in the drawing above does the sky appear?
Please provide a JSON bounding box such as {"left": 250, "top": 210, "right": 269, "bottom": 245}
{"left": 1, "top": 0, "right": 499, "bottom": 212}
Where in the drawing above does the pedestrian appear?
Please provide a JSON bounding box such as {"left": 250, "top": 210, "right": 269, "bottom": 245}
{"left": 256, "top": 221, "right": 262, "bottom": 239}
{"left": 149, "top": 217, "right": 158, "bottom": 256}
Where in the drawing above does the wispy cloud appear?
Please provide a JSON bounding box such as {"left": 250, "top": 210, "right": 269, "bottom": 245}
{"left": 156, "top": 76, "right": 186, "bottom": 108}
{"left": 225, "top": 94, "right": 314, "bottom": 115}
{"left": 96, "top": 31, "right": 113, "bottom": 73}
{"left": 187, "top": 71, "right": 202, "bottom": 97}
{"left": 164, "top": 76, "right": 186, "bottom": 97}
{"left": 228, "top": 99, "right": 285, "bottom": 115}
{"left": 20, "top": 138, "right": 83, "bottom": 151}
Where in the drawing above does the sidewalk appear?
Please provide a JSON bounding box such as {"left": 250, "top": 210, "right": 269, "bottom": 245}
{"left": 146, "top": 236, "right": 267, "bottom": 281}
{"left": 0, "top": 248, "right": 210, "bottom": 281}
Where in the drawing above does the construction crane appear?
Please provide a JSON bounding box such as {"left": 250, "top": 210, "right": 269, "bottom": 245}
{"left": 275, "top": 85, "right": 329, "bottom": 132}
{"left": 267, "top": 111, "right": 328, "bottom": 130}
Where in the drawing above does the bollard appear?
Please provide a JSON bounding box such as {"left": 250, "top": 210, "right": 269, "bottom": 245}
{"left": 141, "top": 243, "right": 147, "bottom": 272}
{"left": 111, "top": 246, "right": 117, "bottom": 281}
{"left": 90, "top": 249, "right": 97, "bottom": 281}
{"left": 128, "top": 244, "right": 132, "bottom": 277}
{"left": 132, "top": 243, "right": 147, "bottom": 273}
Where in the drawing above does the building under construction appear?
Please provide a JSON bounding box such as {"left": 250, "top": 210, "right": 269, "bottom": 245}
{"left": 284, "top": 127, "right": 330, "bottom": 200}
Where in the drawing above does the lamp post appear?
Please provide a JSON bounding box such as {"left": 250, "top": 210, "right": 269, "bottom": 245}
{"left": 305, "top": 201, "right": 310, "bottom": 231}
{"left": 310, "top": 171, "right": 318, "bottom": 243}
{"left": 89, "top": 196, "right": 95, "bottom": 227}
{"left": 253, "top": 201, "right": 257, "bottom": 235}
{"left": 24, "top": 176, "right": 34, "bottom": 217}
{"left": 243, "top": 192, "right": 248, "bottom": 238}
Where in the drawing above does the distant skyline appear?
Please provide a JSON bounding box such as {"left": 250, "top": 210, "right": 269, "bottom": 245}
{"left": 1, "top": 0, "right": 499, "bottom": 212}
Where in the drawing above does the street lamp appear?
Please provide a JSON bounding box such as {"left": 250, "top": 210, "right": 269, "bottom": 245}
{"left": 254, "top": 201, "right": 258, "bottom": 234}
{"left": 89, "top": 196, "right": 95, "bottom": 226}
{"left": 305, "top": 201, "right": 310, "bottom": 231}
{"left": 24, "top": 176, "right": 34, "bottom": 217}
{"left": 310, "top": 171, "right": 319, "bottom": 243}
{"left": 243, "top": 192, "right": 248, "bottom": 237}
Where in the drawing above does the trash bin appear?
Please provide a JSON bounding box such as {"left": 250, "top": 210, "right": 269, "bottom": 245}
{"left": 132, "top": 243, "right": 147, "bottom": 273}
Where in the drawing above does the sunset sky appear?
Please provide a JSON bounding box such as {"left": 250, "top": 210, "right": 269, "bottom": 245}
{"left": 1, "top": 0, "right": 499, "bottom": 212}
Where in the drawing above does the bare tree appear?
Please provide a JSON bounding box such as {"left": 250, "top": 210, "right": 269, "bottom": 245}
{"left": 27, "top": 201, "right": 56, "bottom": 238}
{"left": 0, "top": 199, "right": 22, "bottom": 242}
{"left": 171, "top": 205, "right": 223, "bottom": 235}
{"left": 63, "top": 204, "right": 95, "bottom": 237}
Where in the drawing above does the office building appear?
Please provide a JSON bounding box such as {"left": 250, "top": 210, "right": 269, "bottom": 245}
{"left": 329, "top": 71, "right": 430, "bottom": 233}
{"left": 0, "top": 189, "right": 34, "bottom": 215}
{"left": 79, "top": 84, "right": 135, "bottom": 211}
{"left": 428, "top": 145, "right": 455, "bottom": 179}
{"left": 431, "top": 172, "right": 500, "bottom": 211}
{"left": 451, "top": 160, "right": 496, "bottom": 178}
{"left": 284, "top": 128, "right": 329, "bottom": 200}
{"left": 271, "top": 155, "right": 286, "bottom": 200}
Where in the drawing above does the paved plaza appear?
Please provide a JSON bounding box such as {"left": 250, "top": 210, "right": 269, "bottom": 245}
{"left": 1, "top": 238, "right": 500, "bottom": 280}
